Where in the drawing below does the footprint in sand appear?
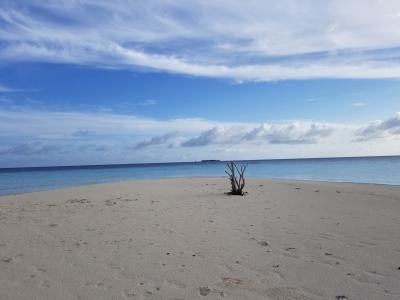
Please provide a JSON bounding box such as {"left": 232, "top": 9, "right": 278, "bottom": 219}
{"left": 105, "top": 199, "right": 117, "bottom": 206}
{"left": 199, "top": 286, "right": 211, "bottom": 296}
{"left": 67, "top": 198, "right": 90, "bottom": 204}
{"left": 258, "top": 241, "right": 269, "bottom": 247}
{"left": 178, "top": 264, "right": 186, "bottom": 272}
{"left": 199, "top": 286, "right": 224, "bottom": 297}
{"left": 1, "top": 257, "right": 12, "bottom": 263}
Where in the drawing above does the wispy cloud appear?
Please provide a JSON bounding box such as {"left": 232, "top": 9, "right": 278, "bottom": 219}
{"left": 138, "top": 99, "right": 158, "bottom": 106}
{"left": 0, "top": 141, "right": 64, "bottom": 156}
{"left": 0, "top": 107, "right": 217, "bottom": 137}
{"left": 94, "top": 145, "right": 108, "bottom": 152}
{"left": 0, "top": 84, "right": 36, "bottom": 93}
{"left": 0, "top": 97, "right": 13, "bottom": 104}
{"left": 1, "top": 1, "right": 400, "bottom": 81}
{"left": 0, "top": 84, "right": 19, "bottom": 93}
{"left": 351, "top": 102, "right": 366, "bottom": 107}
{"left": 71, "top": 129, "right": 95, "bottom": 137}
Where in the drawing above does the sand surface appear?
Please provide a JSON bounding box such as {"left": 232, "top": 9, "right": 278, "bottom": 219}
{"left": 0, "top": 178, "right": 400, "bottom": 300}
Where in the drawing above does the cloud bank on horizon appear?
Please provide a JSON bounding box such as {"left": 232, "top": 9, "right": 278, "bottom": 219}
{"left": 0, "top": 104, "right": 399, "bottom": 167}
{"left": 1, "top": 0, "right": 400, "bottom": 81}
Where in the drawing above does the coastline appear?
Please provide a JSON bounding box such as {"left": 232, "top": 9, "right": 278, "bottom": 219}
{"left": 1, "top": 178, "right": 400, "bottom": 299}
{"left": 2, "top": 175, "right": 400, "bottom": 198}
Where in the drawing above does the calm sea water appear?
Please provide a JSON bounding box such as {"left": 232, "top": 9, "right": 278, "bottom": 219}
{"left": 1, "top": 156, "right": 400, "bottom": 196}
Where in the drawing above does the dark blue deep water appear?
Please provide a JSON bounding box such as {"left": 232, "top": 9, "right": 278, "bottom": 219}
{"left": 1, "top": 156, "right": 400, "bottom": 196}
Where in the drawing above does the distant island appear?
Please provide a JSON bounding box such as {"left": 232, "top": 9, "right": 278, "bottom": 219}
{"left": 200, "top": 159, "right": 221, "bottom": 163}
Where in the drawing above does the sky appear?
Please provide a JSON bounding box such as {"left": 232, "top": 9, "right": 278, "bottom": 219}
{"left": 0, "top": 0, "right": 400, "bottom": 167}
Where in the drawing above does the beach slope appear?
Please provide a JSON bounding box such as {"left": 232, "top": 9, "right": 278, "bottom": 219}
{"left": 0, "top": 178, "right": 399, "bottom": 299}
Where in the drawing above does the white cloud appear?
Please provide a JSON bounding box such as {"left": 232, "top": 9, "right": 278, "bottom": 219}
{"left": 182, "top": 123, "right": 334, "bottom": 147}
{"left": 130, "top": 132, "right": 178, "bottom": 150}
{"left": 1, "top": 1, "right": 400, "bottom": 81}
{"left": 355, "top": 112, "right": 400, "bottom": 141}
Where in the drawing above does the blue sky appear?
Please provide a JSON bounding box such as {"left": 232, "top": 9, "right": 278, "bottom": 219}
{"left": 0, "top": 0, "right": 400, "bottom": 167}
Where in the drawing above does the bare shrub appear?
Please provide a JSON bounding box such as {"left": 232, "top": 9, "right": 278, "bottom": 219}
{"left": 225, "top": 161, "right": 247, "bottom": 195}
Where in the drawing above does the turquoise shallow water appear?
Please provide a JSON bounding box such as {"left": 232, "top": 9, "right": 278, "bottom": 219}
{"left": 1, "top": 156, "right": 400, "bottom": 196}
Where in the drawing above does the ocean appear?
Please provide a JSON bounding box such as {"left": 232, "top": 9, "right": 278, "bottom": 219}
{"left": 1, "top": 156, "right": 400, "bottom": 196}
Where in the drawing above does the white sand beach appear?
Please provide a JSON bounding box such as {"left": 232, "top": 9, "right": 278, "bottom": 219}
{"left": 0, "top": 178, "right": 400, "bottom": 300}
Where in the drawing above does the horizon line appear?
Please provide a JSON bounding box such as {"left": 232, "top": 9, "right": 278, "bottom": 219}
{"left": 1, "top": 154, "right": 399, "bottom": 171}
